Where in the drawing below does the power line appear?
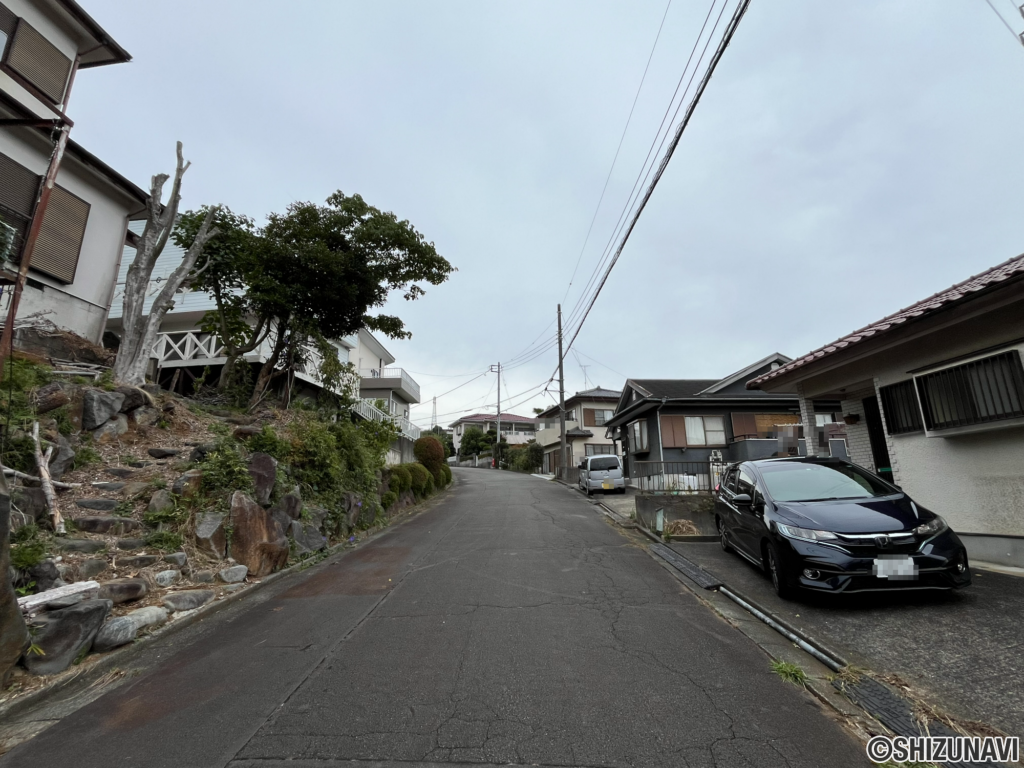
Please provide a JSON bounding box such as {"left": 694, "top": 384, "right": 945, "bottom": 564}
{"left": 561, "top": 0, "right": 727, "bottom": 337}
{"left": 563, "top": 0, "right": 674, "bottom": 304}
{"left": 564, "top": 0, "right": 753, "bottom": 357}
{"left": 984, "top": 0, "right": 1024, "bottom": 45}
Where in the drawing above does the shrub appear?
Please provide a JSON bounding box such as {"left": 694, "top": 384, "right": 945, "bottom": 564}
{"left": 72, "top": 444, "right": 102, "bottom": 470}
{"left": 142, "top": 500, "right": 188, "bottom": 529}
{"left": 382, "top": 491, "right": 397, "bottom": 510}
{"left": 424, "top": 474, "right": 435, "bottom": 496}
{"left": 288, "top": 416, "right": 344, "bottom": 495}
{"left": 390, "top": 465, "right": 411, "bottom": 494}
{"left": 145, "top": 531, "right": 184, "bottom": 552}
{"left": 414, "top": 436, "right": 445, "bottom": 483}
{"left": 11, "top": 539, "right": 46, "bottom": 570}
{"left": 247, "top": 425, "right": 289, "bottom": 460}
{"left": 407, "top": 463, "right": 431, "bottom": 497}
{"left": 200, "top": 439, "right": 254, "bottom": 496}
{"left": 440, "top": 464, "right": 452, "bottom": 486}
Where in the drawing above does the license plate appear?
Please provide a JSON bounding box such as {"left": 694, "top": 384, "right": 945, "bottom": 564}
{"left": 873, "top": 555, "right": 918, "bottom": 580}
{"left": 602, "top": 481, "right": 613, "bottom": 490}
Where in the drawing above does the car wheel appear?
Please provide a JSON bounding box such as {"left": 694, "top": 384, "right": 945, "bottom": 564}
{"left": 717, "top": 517, "right": 732, "bottom": 553}
{"left": 765, "top": 541, "right": 794, "bottom": 600}
{"left": 585, "top": 484, "right": 592, "bottom": 496}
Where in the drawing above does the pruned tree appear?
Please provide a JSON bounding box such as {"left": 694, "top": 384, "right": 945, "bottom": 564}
{"left": 113, "top": 143, "right": 219, "bottom": 386}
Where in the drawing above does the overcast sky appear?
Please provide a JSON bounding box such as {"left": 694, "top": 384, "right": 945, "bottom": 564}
{"left": 74, "top": 0, "right": 1024, "bottom": 426}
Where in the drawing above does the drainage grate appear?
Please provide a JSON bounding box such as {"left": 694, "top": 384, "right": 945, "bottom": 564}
{"left": 650, "top": 544, "right": 722, "bottom": 589}
{"left": 834, "top": 676, "right": 1001, "bottom": 768}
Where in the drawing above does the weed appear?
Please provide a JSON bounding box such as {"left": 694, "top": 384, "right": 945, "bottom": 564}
{"left": 156, "top": 417, "right": 171, "bottom": 429}
{"left": 770, "top": 660, "right": 807, "bottom": 686}
{"left": 26, "top": 643, "right": 45, "bottom": 657}
{"left": 15, "top": 581, "right": 36, "bottom": 596}
{"left": 828, "top": 665, "right": 866, "bottom": 689}
{"left": 11, "top": 522, "right": 39, "bottom": 544}
{"left": 145, "top": 530, "right": 184, "bottom": 552}
{"left": 247, "top": 425, "right": 289, "bottom": 460}
{"left": 72, "top": 444, "right": 102, "bottom": 470}
{"left": 10, "top": 539, "right": 46, "bottom": 570}
{"left": 72, "top": 644, "right": 90, "bottom": 665}
{"left": 96, "top": 369, "right": 116, "bottom": 391}
{"left": 70, "top": 376, "right": 90, "bottom": 386}
{"left": 51, "top": 405, "right": 74, "bottom": 435}
{"left": 142, "top": 499, "right": 188, "bottom": 529}
{"left": 118, "top": 453, "right": 136, "bottom": 465}
{"left": 151, "top": 478, "right": 168, "bottom": 490}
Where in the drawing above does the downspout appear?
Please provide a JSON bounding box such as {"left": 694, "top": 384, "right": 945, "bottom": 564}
{"left": 657, "top": 396, "right": 667, "bottom": 463}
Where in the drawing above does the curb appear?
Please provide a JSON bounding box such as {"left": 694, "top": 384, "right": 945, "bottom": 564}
{"left": 0, "top": 482, "right": 457, "bottom": 723}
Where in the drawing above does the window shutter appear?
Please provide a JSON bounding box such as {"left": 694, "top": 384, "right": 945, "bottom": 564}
{"left": 0, "top": 4, "right": 16, "bottom": 38}
{"left": 731, "top": 413, "right": 757, "bottom": 440}
{"left": 31, "top": 185, "right": 89, "bottom": 283}
{"left": 583, "top": 408, "right": 596, "bottom": 427}
{"left": 6, "top": 19, "right": 73, "bottom": 103}
{"left": 659, "top": 415, "right": 687, "bottom": 448}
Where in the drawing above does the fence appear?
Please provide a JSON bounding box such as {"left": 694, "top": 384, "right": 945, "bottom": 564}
{"left": 632, "top": 461, "right": 726, "bottom": 494}
{"left": 558, "top": 467, "right": 580, "bottom": 485}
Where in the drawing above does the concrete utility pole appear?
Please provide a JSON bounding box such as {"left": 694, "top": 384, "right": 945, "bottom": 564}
{"left": 557, "top": 305, "right": 567, "bottom": 478}
{"left": 490, "top": 363, "right": 501, "bottom": 468}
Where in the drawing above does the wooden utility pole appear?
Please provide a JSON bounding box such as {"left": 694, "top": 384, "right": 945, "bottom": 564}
{"left": 490, "top": 363, "right": 501, "bottom": 468}
{"left": 557, "top": 305, "right": 567, "bottom": 477}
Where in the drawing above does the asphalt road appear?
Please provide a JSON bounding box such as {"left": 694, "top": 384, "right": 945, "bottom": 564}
{"left": 2, "top": 470, "right": 868, "bottom": 767}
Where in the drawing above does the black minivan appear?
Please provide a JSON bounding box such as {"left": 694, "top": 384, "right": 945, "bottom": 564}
{"left": 713, "top": 457, "right": 971, "bottom": 598}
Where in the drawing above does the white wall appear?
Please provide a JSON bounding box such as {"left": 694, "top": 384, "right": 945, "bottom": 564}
{"left": 795, "top": 298, "right": 1024, "bottom": 541}
{"left": 0, "top": 130, "right": 138, "bottom": 343}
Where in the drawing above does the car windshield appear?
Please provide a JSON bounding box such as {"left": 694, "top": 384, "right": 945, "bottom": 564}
{"left": 758, "top": 461, "right": 894, "bottom": 502}
{"left": 589, "top": 457, "right": 619, "bottom": 471}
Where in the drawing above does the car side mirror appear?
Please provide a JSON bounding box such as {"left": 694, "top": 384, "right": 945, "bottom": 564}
{"left": 732, "top": 493, "right": 752, "bottom": 506}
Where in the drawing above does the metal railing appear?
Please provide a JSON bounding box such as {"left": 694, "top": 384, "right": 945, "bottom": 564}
{"left": 354, "top": 399, "right": 421, "bottom": 440}
{"left": 632, "top": 461, "right": 725, "bottom": 494}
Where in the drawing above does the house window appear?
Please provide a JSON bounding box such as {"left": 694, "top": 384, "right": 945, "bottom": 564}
{"left": 879, "top": 380, "right": 923, "bottom": 435}
{"left": 684, "top": 415, "right": 726, "bottom": 446}
{"left": 586, "top": 443, "right": 615, "bottom": 456}
{"left": 583, "top": 408, "right": 614, "bottom": 427}
{"left": 0, "top": 151, "right": 41, "bottom": 263}
{"left": 629, "top": 420, "right": 648, "bottom": 452}
{"left": 916, "top": 350, "right": 1024, "bottom": 431}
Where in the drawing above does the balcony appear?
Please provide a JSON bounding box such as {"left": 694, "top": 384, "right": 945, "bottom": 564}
{"left": 358, "top": 367, "right": 420, "bottom": 404}
{"left": 536, "top": 420, "right": 578, "bottom": 447}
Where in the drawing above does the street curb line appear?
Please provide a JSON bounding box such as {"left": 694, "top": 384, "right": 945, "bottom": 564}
{"left": 0, "top": 482, "right": 457, "bottom": 723}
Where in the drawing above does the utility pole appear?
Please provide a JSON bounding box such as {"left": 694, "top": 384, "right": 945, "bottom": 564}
{"left": 490, "top": 363, "right": 501, "bottom": 468}
{"left": 557, "top": 305, "right": 567, "bottom": 478}
{"left": 431, "top": 396, "right": 437, "bottom": 430}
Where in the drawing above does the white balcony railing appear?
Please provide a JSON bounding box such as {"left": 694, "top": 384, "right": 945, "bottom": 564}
{"left": 358, "top": 367, "right": 421, "bottom": 402}
{"left": 154, "top": 331, "right": 225, "bottom": 364}
{"left": 355, "top": 399, "right": 421, "bottom": 441}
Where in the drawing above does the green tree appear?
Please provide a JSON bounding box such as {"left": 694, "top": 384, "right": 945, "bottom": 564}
{"left": 180, "top": 192, "right": 455, "bottom": 406}
{"left": 459, "top": 426, "right": 487, "bottom": 456}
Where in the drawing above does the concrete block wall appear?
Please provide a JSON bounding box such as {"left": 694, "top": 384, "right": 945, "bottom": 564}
{"left": 839, "top": 396, "right": 874, "bottom": 471}
{"left": 872, "top": 376, "right": 902, "bottom": 485}
{"left": 796, "top": 384, "right": 818, "bottom": 457}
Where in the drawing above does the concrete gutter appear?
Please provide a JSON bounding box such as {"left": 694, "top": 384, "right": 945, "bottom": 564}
{"left": 0, "top": 483, "right": 456, "bottom": 723}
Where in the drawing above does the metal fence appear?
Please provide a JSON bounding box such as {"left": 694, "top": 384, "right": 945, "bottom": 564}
{"left": 632, "top": 461, "right": 725, "bottom": 494}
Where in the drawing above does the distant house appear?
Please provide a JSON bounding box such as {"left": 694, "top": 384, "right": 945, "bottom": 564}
{"left": 0, "top": 0, "right": 146, "bottom": 344}
{"left": 450, "top": 412, "right": 537, "bottom": 456}
{"left": 604, "top": 354, "right": 850, "bottom": 491}
{"left": 535, "top": 387, "right": 621, "bottom": 474}
{"left": 748, "top": 254, "right": 1024, "bottom": 568}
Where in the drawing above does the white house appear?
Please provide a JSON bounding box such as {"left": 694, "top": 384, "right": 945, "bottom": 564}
{"left": 535, "top": 387, "right": 621, "bottom": 474}
{"left": 750, "top": 253, "right": 1024, "bottom": 568}
{"left": 0, "top": 0, "right": 146, "bottom": 344}
{"left": 450, "top": 412, "right": 538, "bottom": 455}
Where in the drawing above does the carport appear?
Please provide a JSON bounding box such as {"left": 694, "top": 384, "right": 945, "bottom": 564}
{"left": 669, "top": 540, "right": 1024, "bottom": 739}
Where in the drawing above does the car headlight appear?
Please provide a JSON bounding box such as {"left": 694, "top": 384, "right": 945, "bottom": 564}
{"left": 914, "top": 516, "right": 947, "bottom": 536}
{"left": 776, "top": 523, "right": 838, "bottom": 542}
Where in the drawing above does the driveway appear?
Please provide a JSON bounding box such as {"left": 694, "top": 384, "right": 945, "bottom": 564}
{"left": 2, "top": 470, "right": 867, "bottom": 768}
{"left": 671, "top": 540, "right": 1024, "bottom": 738}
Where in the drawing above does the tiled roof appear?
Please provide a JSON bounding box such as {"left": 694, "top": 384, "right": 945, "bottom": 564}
{"left": 566, "top": 427, "right": 594, "bottom": 437}
{"left": 575, "top": 387, "right": 621, "bottom": 399}
{"left": 749, "top": 253, "right": 1024, "bottom": 388}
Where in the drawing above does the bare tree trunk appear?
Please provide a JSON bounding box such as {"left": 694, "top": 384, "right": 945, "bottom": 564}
{"left": 32, "top": 422, "right": 62, "bottom": 534}
{"left": 248, "top": 323, "right": 289, "bottom": 408}
{"left": 113, "top": 142, "right": 219, "bottom": 386}
{"left": 0, "top": 470, "right": 29, "bottom": 688}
